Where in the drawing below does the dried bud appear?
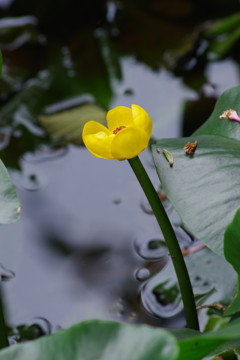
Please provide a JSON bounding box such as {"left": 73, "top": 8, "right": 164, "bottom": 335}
{"left": 183, "top": 140, "right": 198, "bottom": 155}
{"left": 219, "top": 109, "right": 240, "bottom": 122}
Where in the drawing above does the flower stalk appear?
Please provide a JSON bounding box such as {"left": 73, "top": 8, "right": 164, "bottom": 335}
{"left": 128, "top": 156, "right": 199, "bottom": 331}
{"left": 0, "top": 284, "right": 9, "bottom": 349}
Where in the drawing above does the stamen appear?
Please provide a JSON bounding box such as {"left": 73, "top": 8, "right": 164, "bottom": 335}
{"left": 113, "top": 126, "right": 126, "bottom": 134}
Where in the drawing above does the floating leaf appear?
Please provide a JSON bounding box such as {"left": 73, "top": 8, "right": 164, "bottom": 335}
{"left": 39, "top": 104, "right": 107, "bottom": 145}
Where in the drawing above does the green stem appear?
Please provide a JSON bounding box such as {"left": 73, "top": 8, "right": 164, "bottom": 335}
{"left": 0, "top": 284, "right": 9, "bottom": 349}
{"left": 128, "top": 156, "right": 199, "bottom": 331}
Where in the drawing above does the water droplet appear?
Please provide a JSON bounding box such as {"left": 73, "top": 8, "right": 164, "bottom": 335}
{"left": 134, "top": 233, "right": 168, "bottom": 260}
{"left": 135, "top": 268, "right": 150, "bottom": 281}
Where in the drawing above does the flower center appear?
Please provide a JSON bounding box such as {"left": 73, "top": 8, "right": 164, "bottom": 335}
{"left": 113, "top": 126, "right": 126, "bottom": 135}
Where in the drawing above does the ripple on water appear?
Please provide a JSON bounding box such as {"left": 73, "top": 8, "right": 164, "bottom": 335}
{"left": 14, "top": 168, "right": 48, "bottom": 191}
{"left": 141, "top": 270, "right": 183, "bottom": 318}
{"left": 134, "top": 232, "right": 169, "bottom": 260}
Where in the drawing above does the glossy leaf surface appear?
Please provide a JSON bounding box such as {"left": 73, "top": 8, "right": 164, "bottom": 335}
{"left": 177, "top": 317, "right": 240, "bottom": 360}
{"left": 152, "top": 85, "right": 240, "bottom": 257}
{"left": 0, "top": 320, "right": 179, "bottom": 360}
{"left": 224, "top": 209, "right": 240, "bottom": 315}
{"left": 2, "top": 318, "right": 240, "bottom": 360}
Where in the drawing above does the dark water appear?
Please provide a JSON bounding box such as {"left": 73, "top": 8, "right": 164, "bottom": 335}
{"left": 0, "top": 0, "right": 240, "bottom": 334}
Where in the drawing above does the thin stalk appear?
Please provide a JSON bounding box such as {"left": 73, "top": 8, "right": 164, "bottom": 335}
{"left": 0, "top": 283, "right": 9, "bottom": 349}
{"left": 128, "top": 156, "right": 199, "bottom": 331}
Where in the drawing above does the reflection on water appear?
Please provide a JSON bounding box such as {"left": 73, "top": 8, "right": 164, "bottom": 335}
{"left": 134, "top": 233, "right": 169, "bottom": 261}
{"left": 8, "top": 316, "right": 56, "bottom": 344}
{"left": 2, "top": 58, "right": 239, "bottom": 330}
{"left": 0, "top": 0, "right": 240, "bottom": 333}
{"left": 141, "top": 274, "right": 183, "bottom": 319}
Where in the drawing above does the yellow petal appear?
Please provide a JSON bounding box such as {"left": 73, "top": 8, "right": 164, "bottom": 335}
{"left": 106, "top": 106, "right": 134, "bottom": 132}
{"left": 111, "top": 125, "right": 148, "bottom": 160}
{"left": 83, "top": 120, "right": 111, "bottom": 137}
{"left": 132, "top": 104, "right": 152, "bottom": 139}
{"left": 83, "top": 121, "right": 114, "bottom": 159}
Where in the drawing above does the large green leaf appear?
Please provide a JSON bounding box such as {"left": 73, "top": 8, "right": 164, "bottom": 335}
{"left": 177, "top": 317, "right": 240, "bottom": 360}
{"left": 0, "top": 160, "right": 20, "bottom": 224}
{"left": 194, "top": 86, "right": 240, "bottom": 141}
{"left": 224, "top": 208, "right": 240, "bottom": 315}
{"left": 2, "top": 318, "right": 240, "bottom": 360}
{"left": 0, "top": 320, "right": 179, "bottom": 360}
{"left": 152, "top": 85, "right": 240, "bottom": 257}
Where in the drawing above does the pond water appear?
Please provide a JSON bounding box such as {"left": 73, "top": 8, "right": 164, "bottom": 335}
{"left": 0, "top": 0, "right": 240, "bottom": 335}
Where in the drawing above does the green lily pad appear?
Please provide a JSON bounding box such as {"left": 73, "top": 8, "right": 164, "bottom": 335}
{"left": 39, "top": 104, "right": 107, "bottom": 145}
{"left": 0, "top": 320, "right": 179, "bottom": 360}
{"left": 152, "top": 85, "right": 240, "bottom": 257}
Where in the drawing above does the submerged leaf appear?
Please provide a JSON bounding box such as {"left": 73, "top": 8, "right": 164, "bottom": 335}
{"left": 39, "top": 104, "right": 107, "bottom": 145}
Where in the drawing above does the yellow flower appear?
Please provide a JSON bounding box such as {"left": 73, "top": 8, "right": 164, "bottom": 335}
{"left": 82, "top": 105, "right": 152, "bottom": 160}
